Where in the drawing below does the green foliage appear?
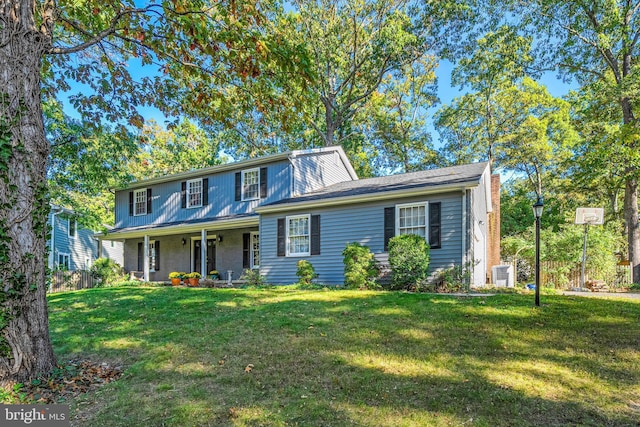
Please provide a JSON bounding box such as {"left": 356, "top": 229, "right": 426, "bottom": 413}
{"left": 342, "top": 242, "right": 379, "bottom": 289}
{"left": 296, "top": 260, "right": 317, "bottom": 285}
{"left": 89, "top": 258, "right": 124, "bottom": 287}
{"left": 387, "top": 234, "right": 430, "bottom": 290}
{"left": 240, "top": 269, "right": 267, "bottom": 287}
{"left": 430, "top": 264, "right": 472, "bottom": 293}
{"left": 185, "top": 272, "right": 201, "bottom": 279}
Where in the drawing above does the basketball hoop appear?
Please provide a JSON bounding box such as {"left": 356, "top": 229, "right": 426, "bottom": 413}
{"left": 575, "top": 208, "right": 604, "bottom": 225}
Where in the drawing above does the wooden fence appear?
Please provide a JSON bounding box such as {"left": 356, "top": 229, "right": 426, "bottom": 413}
{"left": 541, "top": 261, "right": 632, "bottom": 289}
{"left": 49, "top": 271, "right": 97, "bottom": 293}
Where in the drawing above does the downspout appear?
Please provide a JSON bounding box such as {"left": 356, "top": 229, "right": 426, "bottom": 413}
{"left": 288, "top": 154, "right": 297, "bottom": 197}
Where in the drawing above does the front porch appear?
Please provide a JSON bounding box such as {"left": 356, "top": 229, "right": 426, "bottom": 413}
{"left": 101, "top": 215, "right": 260, "bottom": 283}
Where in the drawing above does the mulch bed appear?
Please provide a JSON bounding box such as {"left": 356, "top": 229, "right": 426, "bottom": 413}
{"left": 3, "top": 359, "right": 123, "bottom": 404}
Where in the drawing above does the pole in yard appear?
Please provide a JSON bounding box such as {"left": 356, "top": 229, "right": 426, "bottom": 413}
{"left": 532, "top": 197, "right": 544, "bottom": 307}
{"left": 580, "top": 223, "right": 588, "bottom": 290}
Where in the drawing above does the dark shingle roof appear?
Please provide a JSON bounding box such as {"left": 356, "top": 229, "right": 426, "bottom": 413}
{"left": 264, "top": 162, "right": 489, "bottom": 207}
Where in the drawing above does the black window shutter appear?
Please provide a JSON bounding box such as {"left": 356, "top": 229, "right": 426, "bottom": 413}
{"left": 129, "top": 192, "right": 134, "bottom": 216}
{"left": 277, "top": 218, "right": 286, "bottom": 257}
{"left": 202, "top": 178, "right": 209, "bottom": 205}
{"left": 384, "top": 207, "right": 395, "bottom": 251}
{"left": 146, "top": 188, "right": 152, "bottom": 214}
{"left": 137, "top": 242, "right": 143, "bottom": 271}
{"left": 429, "top": 202, "right": 442, "bottom": 249}
{"left": 242, "top": 233, "right": 250, "bottom": 268}
{"left": 235, "top": 172, "right": 242, "bottom": 201}
{"left": 181, "top": 181, "right": 187, "bottom": 208}
{"left": 310, "top": 215, "right": 321, "bottom": 255}
{"left": 155, "top": 241, "right": 160, "bottom": 271}
{"left": 260, "top": 167, "right": 268, "bottom": 199}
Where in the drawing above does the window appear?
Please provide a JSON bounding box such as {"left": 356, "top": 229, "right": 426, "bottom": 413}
{"left": 242, "top": 168, "right": 260, "bottom": 201}
{"left": 58, "top": 253, "right": 70, "bottom": 270}
{"left": 187, "top": 179, "right": 203, "bottom": 208}
{"left": 149, "top": 240, "right": 157, "bottom": 272}
{"left": 251, "top": 232, "right": 260, "bottom": 268}
{"left": 134, "top": 189, "right": 147, "bottom": 216}
{"left": 68, "top": 219, "right": 77, "bottom": 238}
{"left": 397, "top": 203, "right": 427, "bottom": 238}
{"left": 385, "top": 202, "right": 441, "bottom": 251}
{"left": 287, "top": 215, "right": 310, "bottom": 256}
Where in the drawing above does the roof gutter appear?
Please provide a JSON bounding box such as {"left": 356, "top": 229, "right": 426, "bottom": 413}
{"left": 96, "top": 215, "right": 260, "bottom": 240}
{"left": 256, "top": 181, "right": 480, "bottom": 214}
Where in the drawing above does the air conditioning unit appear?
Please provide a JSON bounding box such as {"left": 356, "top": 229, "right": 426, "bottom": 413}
{"left": 492, "top": 265, "right": 514, "bottom": 288}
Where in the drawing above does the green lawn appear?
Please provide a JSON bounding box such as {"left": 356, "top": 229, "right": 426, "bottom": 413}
{"left": 46, "top": 287, "right": 640, "bottom": 426}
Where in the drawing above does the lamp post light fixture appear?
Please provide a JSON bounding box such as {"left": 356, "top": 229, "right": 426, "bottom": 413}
{"left": 532, "top": 197, "right": 544, "bottom": 307}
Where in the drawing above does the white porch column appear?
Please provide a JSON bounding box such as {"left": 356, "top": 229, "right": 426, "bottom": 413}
{"left": 143, "top": 235, "right": 150, "bottom": 281}
{"left": 201, "top": 229, "right": 207, "bottom": 277}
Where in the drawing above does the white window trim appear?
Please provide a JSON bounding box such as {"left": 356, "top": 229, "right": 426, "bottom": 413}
{"left": 286, "top": 214, "right": 311, "bottom": 257}
{"left": 241, "top": 168, "right": 260, "bottom": 201}
{"left": 58, "top": 253, "right": 70, "bottom": 270}
{"left": 186, "top": 178, "right": 203, "bottom": 208}
{"left": 149, "top": 240, "right": 156, "bottom": 273}
{"left": 396, "top": 202, "right": 428, "bottom": 237}
{"left": 134, "top": 188, "right": 147, "bottom": 216}
{"left": 250, "top": 231, "right": 260, "bottom": 269}
{"left": 68, "top": 218, "right": 77, "bottom": 238}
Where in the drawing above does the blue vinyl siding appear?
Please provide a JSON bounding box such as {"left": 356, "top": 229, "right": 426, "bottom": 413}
{"left": 260, "top": 193, "right": 464, "bottom": 285}
{"left": 49, "top": 214, "right": 98, "bottom": 270}
{"left": 115, "top": 160, "right": 291, "bottom": 229}
{"left": 291, "top": 151, "right": 355, "bottom": 196}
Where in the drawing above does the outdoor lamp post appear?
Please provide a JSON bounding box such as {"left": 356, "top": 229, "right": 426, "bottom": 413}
{"left": 532, "top": 197, "right": 544, "bottom": 307}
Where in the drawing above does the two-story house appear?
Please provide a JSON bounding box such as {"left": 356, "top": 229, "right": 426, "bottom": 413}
{"left": 103, "top": 146, "right": 499, "bottom": 286}
{"left": 49, "top": 205, "right": 124, "bottom": 271}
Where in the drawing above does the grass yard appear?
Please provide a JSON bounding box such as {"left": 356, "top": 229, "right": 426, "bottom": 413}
{"left": 45, "top": 287, "right": 639, "bottom": 426}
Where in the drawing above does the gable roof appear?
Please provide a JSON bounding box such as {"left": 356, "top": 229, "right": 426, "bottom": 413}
{"left": 120, "top": 145, "right": 357, "bottom": 190}
{"left": 257, "top": 162, "right": 490, "bottom": 213}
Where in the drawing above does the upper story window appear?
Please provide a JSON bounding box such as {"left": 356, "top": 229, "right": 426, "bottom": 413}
{"left": 242, "top": 168, "right": 260, "bottom": 201}
{"left": 134, "top": 189, "right": 148, "bottom": 216}
{"left": 235, "top": 167, "right": 267, "bottom": 202}
{"left": 187, "top": 179, "right": 203, "bottom": 208}
{"left": 68, "top": 219, "right": 77, "bottom": 238}
{"left": 181, "top": 178, "right": 208, "bottom": 209}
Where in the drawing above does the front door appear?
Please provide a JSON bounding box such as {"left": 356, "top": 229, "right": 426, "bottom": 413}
{"left": 194, "top": 239, "right": 216, "bottom": 274}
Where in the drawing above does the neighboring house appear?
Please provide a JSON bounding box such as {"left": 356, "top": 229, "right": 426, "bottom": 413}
{"left": 48, "top": 205, "right": 124, "bottom": 271}
{"left": 102, "top": 146, "right": 500, "bottom": 287}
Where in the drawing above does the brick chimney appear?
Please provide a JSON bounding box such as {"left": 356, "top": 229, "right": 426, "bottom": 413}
{"left": 487, "top": 174, "right": 501, "bottom": 282}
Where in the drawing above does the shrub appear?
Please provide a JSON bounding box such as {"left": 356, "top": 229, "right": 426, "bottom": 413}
{"left": 430, "top": 264, "right": 472, "bottom": 293}
{"left": 342, "top": 242, "right": 379, "bottom": 289}
{"left": 240, "top": 269, "right": 267, "bottom": 287}
{"left": 388, "top": 234, "right": 430, "bottom": 290}
{"left": 185, "top": 272, "right": 202, "bottom": 279}
{"left": 90, "top": 258, "right": 124, "bottom": 287}
{"left": 296, "top": 260, "right": 317, "bottom": 285}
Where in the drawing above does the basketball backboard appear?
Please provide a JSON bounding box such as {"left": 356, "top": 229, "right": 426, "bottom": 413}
{"left": 575, "top": 207, "right": 604, "bottom": 225}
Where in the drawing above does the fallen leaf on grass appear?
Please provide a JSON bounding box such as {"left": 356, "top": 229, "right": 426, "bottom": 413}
{"left": 244, "top": 364, "right": 254, "bottom": 373}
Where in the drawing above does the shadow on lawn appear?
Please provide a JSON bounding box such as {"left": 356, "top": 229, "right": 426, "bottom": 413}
{"left": 47, "top": 288, "right": 640, "bottom": 426}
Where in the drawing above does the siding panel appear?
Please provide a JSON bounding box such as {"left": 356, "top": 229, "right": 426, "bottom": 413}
{"left": 115, "top": 160, "right": 291, "bottom": 229}
{"left": 260, "top": 193, "right": 463, "bottom": 285}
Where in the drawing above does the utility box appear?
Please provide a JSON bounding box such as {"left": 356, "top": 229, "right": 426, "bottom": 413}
{"left": 492, "top": 265, "right": 514, "bottom": 288}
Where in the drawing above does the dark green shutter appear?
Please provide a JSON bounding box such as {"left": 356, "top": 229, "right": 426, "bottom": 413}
{"left": 243, "top": 233, "right": 250, "bottom": 268}
{"left": 310, "top": 215, "right": 320, "bottom": 255}
{"left": 384, "top": 207, "right": 395, "bottom": 251}
{"left": 429, "top": 202, "right": 441, "bottom": 249}
{"left": 235, "top": 172, "right": 242, "bottom": 201}
{"left": 277, "top": 218, "right": 286, "bottom": 256}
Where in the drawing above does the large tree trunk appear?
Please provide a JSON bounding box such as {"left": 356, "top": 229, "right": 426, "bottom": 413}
{"left": 625, "top": 178, "right": 640, "bottom": 284}
{"left": 0, "top": 4, "right": 57, "bottom": 382}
